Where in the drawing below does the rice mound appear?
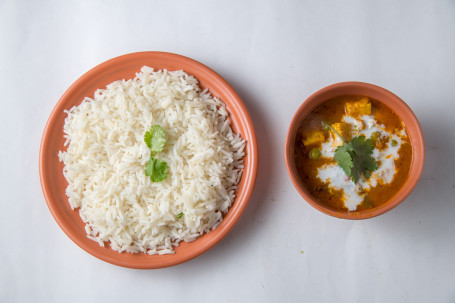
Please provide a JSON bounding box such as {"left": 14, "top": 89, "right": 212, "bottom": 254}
{"left": 58, "top": 67, "right": 245, "bottom": 255}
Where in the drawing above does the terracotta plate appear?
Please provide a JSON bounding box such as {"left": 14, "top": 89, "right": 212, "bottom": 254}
{"left": 40, "top": 52, "right": 258, "bottom": 268}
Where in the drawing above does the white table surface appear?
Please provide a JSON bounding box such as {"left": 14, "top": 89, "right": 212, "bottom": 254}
{"left": 1, "top": 0, "right": 455, "bottom": 302}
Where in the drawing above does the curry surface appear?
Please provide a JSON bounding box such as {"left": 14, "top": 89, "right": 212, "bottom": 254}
{"left": 293, "top": 95, "right": 412, "bottom": 212}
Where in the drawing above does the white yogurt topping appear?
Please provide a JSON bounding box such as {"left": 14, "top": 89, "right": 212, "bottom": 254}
{"left": 317, "top": 114, "right": 407, "bottom": 211}
{"left": 317, "top": 163, "right": 365, "bottom": 210}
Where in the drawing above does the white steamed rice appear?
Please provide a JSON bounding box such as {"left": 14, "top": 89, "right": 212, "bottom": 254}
{"left": 58, "top": 66, "right": 245, "bottom": 255}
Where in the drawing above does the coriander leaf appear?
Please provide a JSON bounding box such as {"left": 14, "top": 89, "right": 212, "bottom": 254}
{"left": 144, "top": 159, "right": 153, "bottom": 176}
{"left": 323, "top": 121, "right": 378, "bottom": 184}
{"left": 176, "top": 212, "right": 184, "bottom": 218}
{"left": 145, "top": 158, "right": 168, "bottom": 182}
{"left": 144, "top": 125, "right": 166, "bottom": 153}
{"left": 334, "top": 144, "right": 354, "bottom": 177}
{"left": 349, "top": 136, "right": 378, "bottom": 183}
{"left": 144, "top": 131, "right": 152, "bottom": 148}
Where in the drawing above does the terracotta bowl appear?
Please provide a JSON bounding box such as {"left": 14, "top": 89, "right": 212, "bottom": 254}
{"left": 285, "top": 82, "right": 424, "bottom": 219}
{"left": 40, "top": 52, "right": 258, "bottom": 268}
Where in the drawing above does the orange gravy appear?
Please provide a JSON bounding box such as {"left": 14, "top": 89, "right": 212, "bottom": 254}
{"left": 293, "top": 96, "right": 412, "bottom": 212}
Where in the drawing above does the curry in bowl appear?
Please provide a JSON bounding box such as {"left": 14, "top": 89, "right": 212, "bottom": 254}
{"left": 293, "top": 95, "right": 412, "bottom": 212}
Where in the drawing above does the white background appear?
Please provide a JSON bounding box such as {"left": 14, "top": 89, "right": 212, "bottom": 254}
{"left": 1, "top": 0, "right": 454, "bottom": 302}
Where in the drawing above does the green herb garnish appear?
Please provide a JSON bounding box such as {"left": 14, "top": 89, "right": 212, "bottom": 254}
{"left": 145, "top": 158, "right": 168, "bottom": 182}
{"left": 176, "top": 212, "right": 184, "bottom": 219}
{"left": 322, "top": 121, "right": 378, "bottom": 183}
{"left": 144, "top": 125, "right": 166, "bottom": 154}
{"left": 144, "top": 125, "right": 168, "bottom": 182}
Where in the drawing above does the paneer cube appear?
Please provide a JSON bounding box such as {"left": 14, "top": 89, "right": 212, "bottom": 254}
{"left": 302, "top": 131, "right": 325, "bottom": 146}
{"left": 345, "top": 97, "right": 371, "bottom": 116}
{"left": 330, "top": 122, "right": 352, "bottom": 146}
{"left": 331, "top": 122, "right": 352, "bottom": 140}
